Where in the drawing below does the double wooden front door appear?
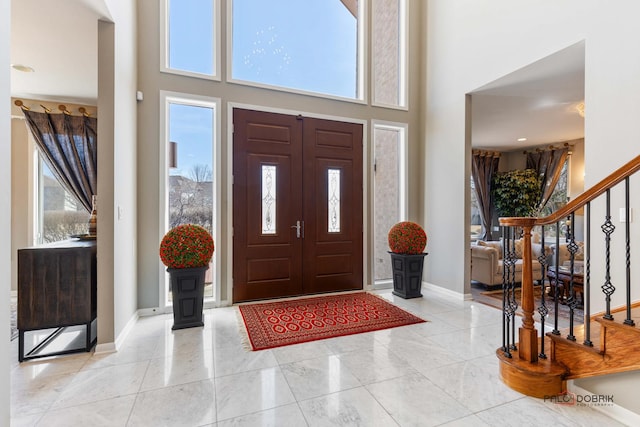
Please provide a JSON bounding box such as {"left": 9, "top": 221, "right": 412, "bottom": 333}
{"left": 233, "top": 109, "right": 363, "bottom": 303}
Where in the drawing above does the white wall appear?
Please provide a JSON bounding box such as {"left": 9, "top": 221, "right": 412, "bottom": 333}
{"left": 10, "top": 118, "right": 29, "bottom": 291}
{"left": 1, "top": 0, "right": 11, "bottom": 421}
{"left": 575, "top": 372, "right": 640, "bottom": 415}
{"left": 95, "top": 0, "right": 138, "bottom": 348}
{"left": 425, "top": 0, "right": 640, "bottom": 408}
{"left": 425, "top": 0, "right": 640, "bottom": 290}
{"left": 105, "top": 0, "right": 138, "bottom": 346}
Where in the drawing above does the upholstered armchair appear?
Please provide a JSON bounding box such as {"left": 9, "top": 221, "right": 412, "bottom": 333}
{"left": 471, "top": 239, "right": 550, "bottom": 288}
{"left": 549, "top": 241, "right": 585, "bottom": 271}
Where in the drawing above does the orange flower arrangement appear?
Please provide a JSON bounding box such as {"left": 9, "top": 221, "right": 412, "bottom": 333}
{"left": 388, "top": 221, "right": 427, "bottom": 255}
{"left": 160, "top": 224, "right": 214, "bottom": 269}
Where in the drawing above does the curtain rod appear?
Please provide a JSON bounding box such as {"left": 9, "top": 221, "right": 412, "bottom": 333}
{"left": 472, "top": 149, "right": 501, "bottom": 157}
{"left": 523, "top": 142, "right": 573, "bottom": 155}
{"left": 14, "top": 99, "right": 93, "bottom": 117}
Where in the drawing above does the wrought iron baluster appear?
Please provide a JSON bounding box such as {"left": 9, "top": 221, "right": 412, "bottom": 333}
{"left": 601, "top": 189, "right": 616, "bottom": 320}
{"left": 537, "top": 225, "right": 548, "bottom": 358}
{"left": 566, "top": 212, "right": 579, "bottom": 341}
{"left": 552, "top": 222, "right": 561, "bottom": 335}
{"left": 584, "top": 202, "right": 593, "bottom": 347}
{"left": 501, "top": 226, "right": 510, "bottom": 356}
{"left": 502, "top": 226, "right": 517, "bottom": 357}
{"left": 507, "top": 231, "right": 518, "bottom": 351}
{"left": 624, "top": 177, "right": 635, "bottom": 326}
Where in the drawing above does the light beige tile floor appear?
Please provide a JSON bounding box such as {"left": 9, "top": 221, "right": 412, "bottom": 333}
{"left": 9, "top": 288, "right": 627, "bottom": 426}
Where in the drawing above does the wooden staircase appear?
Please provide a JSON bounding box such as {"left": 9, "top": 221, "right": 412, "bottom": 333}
{"left": 496, "top": 155, "right": 640, "bottom": 398}
{"left": 498, "top": 305, "right": 640, "bottom": 398}
{"left": 550, "top": 305, "right": 640, "bottom": 380}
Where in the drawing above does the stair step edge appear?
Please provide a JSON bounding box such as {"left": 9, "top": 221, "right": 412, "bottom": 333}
{"left": 546, "top": 331, "right": 603, "bottom": 355}
{"left": 595, "top": 317, "right": 640, "bottom": 333}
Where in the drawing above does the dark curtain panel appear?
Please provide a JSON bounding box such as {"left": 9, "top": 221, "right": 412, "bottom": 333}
{"left": 472, "top": 151, "right": 500, "bottom": 241}
{"left": 22, "top": 110, "right": 97, "bottom": 213}
{"left": 526, "top": 147, "right": 568, "bottom": 210}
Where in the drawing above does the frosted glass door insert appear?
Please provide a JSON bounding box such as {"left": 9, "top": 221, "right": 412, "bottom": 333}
{"left": 261, "top": 165, "right": 277, "bottom": 234}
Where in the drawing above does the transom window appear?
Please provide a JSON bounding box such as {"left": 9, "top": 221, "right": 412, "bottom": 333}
{"left": 161, "top": 1, "right": 409, "bottom": 105}
{"left": 230, "top": 0, "right": 362, "bottom": 99}
{"left": 161, "top": 0, "right": 217, "bottom": 78}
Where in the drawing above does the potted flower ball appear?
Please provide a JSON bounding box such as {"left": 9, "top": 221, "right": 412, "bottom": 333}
{"left": 160, "top": 224, "right": 214, "bottom": 330}
{"left": 388, "top": 221, "right": 428, "bottom": 299}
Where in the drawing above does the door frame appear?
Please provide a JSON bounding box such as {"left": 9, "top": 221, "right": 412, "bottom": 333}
{"left": 226, "top": 102, "right": 369, "bottom": 305}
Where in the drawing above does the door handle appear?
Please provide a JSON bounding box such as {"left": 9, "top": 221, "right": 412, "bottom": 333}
{"left": 291, "top": 221, "right": 305, "bottom": 238}
{"left": 291, "top": 221, "right": 301, "bottom": 238}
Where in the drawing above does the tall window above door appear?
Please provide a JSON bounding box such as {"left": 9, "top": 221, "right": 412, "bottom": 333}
{"left": 161, "top": 0, "right": 219, "bottom": 79}
{"left": 372, "top": 0, "right": 407, "bottom": 108}
{"left": 230, "top": 0, "right": 363, "bottom": 100}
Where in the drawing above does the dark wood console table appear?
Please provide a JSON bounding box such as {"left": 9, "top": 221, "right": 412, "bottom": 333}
{"left": 17, "top": 239, "right": 97, "bottom": 361}
{"left": 547, "top": 266, "right": 584, "bottom": 306}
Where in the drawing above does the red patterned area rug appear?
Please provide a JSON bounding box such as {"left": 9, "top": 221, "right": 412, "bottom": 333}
{"left": 238, "top": 292, "right": 426, "bottom": 351}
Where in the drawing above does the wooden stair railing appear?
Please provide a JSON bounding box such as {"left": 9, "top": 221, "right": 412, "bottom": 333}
{"left": 496, "top": 155, "right": 640, "bottom": 398}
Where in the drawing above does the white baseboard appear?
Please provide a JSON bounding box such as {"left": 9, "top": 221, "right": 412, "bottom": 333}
{"left": 94, "top": 342, "right": 116, "bottom": 354}
{"left": 137, "top": 306, "right": 167, "bottom": 317}
{"left": 422, "top": 281, "right": 471, "bottom": 300}
{"left": 94, "top": 310, "right": 139, "bottom": 354}
{"left": 205, "top": 299, "right": 231, "bottom": 308}
{"left": 569, "top": 382, "right": 640, "bottom": 426}
{"left": 114, "top": 311, "right": 138, "bottom": 350}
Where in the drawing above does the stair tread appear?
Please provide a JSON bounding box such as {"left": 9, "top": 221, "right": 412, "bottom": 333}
{"left": 595, "top": 313, "right": 640, "bottom": 332}
{"left": 545, "top": 305, "right": 640, "bottom": 380}
{"left": 546, "top": 305, "right": 640, "bottom": 349}
{"left": 546, "top": 323, "right": 602, "bottom": 352}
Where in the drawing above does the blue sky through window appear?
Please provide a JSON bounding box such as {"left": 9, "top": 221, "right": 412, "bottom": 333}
{"left": 167, "top": 1, "right": 358, "bottom": 176}
{"left": 169, "top": 104, "right": 214, "bottom": 179}
{"left": 169, "top": 0, "right": 214, "bottom": 74}
{"left": 232, "top": 0, "right": 357, "bottom": 98}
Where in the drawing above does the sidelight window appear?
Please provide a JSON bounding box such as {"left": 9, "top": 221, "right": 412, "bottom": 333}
{"left": 373, "top": 122, "right": 407, "bottom": 282}
{"left": 161, "top": 91, "right": 220, "bottom": 306}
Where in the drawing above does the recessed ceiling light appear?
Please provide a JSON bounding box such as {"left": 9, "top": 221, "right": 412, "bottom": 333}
{"left": 517, "top": 137, "right": 527, "bottom": 142}
{"left": 11, "top": 64, "right": 35, "bottom": 73}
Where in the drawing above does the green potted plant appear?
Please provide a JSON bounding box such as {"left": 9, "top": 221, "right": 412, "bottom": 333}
{"left": 160, "top": 224, "right": 214, "bottom": 330}
{"left": 492, "top": 169, "right": 541, "bottom": 217}
{"left": 388, "top": 221, "right": 428, "bottom": 299}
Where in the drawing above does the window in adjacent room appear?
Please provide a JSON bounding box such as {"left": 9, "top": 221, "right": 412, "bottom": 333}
{"left": 35, "top": 156, "right": 88, "bottom": 244}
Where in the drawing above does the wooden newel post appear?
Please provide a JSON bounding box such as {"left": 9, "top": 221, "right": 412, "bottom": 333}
{"left": 518, "top": 223, "right": 538, "bottom": 362}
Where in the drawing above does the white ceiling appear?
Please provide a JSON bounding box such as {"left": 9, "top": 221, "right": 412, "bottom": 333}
{"left": 471, "top": 41, "right": 585, "bottom": 151}
{"left": 10, "top": 0, "right": 108, "bottom": 105}
{"left": 10, "top": 1, "right": 585, "bottom": 150}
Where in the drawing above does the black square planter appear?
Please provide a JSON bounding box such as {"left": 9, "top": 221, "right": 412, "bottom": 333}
{"left": 167, "top": 266, "right": 207, "bottom": 330}
{"left": 389, "top": 252, "right": 428, "bottom": 299}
